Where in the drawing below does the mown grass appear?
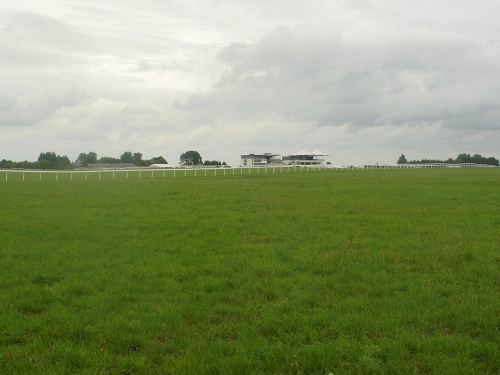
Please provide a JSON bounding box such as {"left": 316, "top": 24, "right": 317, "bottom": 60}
{"left": 0, "top": 168, "right": 498, "bottom": 374}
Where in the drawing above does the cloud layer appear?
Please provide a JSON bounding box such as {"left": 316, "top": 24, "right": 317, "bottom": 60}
{"left": 1, "top": 0, "right": 499, "bottom": 165}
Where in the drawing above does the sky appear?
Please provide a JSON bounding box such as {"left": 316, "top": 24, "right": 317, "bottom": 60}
{"left": 1, "top": 0, "right": 499, "bottom": 166}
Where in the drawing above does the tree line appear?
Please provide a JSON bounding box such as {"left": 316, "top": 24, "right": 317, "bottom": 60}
{"left": 397, "top": 153, "right": 499, "bottom": 166}
{"left": 0, "top": 150, "right": 226, "bottom": 169}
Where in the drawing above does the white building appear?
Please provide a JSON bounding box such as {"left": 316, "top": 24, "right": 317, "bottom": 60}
{"left": 281, "top": 151, "right": 328, "bottom": 166}
{"left": 240, "top": 153, "right": 280, "bottom": 167}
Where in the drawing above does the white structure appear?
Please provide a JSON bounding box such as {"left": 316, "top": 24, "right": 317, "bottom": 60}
{"left": 240, "top": 153, "right": 279, "bottom": 167}
{"left": 149, "top": 163, "right": 173, "bottom": 168}
{"left": 281, "top": 150, "right": 328, "bottom": 166}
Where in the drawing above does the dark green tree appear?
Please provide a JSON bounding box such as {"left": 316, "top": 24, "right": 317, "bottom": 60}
{"left": 151, "top": 156, "right": 168, "bottom": 164}
{"left": 133, "top": 152, "right": 143, "bottom": 163}
{"left": 38, "top": 152, "right": 58, "bottom": 164}
{"left": 120, "top": 151, "right": 134, "bottom": 163}
{"left": 99, "top": 156, "right": 120, "bottom": 164}
{"left": 76, "top": 151, "right": 97, "bottom": 166}
{"left": 37, "top": 152, "right": 71, "bottom": 169}
{"left": 397, "top": 154, "right": 408, "bottom": 164}
{"left": 180, "top": 150, "right": 202, "bottom": 166}
{"left": 455, "top": 153, "right": 471, "bottom": 163}
{"left": 203, "top": 160, "right": 221, "bottom": 166}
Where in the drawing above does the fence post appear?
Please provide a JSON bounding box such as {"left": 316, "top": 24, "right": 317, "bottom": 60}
{"left": 139, "top": 171, "right": 141, "bottom": 179}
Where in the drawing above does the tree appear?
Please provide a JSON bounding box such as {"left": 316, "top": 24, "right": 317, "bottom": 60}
{"left": 397, "top": 154, "right": 408, "bottom": 164}
{"left": 120, "top": 151, "right": 134, "bottom": 163}
{"left": 37, "top": 151, "right": 71, "bottom": 169}
{"left": 151, "top": 156, "right": 168, "bottom": 164}
{"left": 203, "top": 160, "right": 222, "bottom": 166}
{"left": 455, "top": 153, "right": 471, "bottom": 163}
{"left": 38, "top": 152, "right": 58, "bottom": 164}
{"left": 486, "top": 156, "right": 499, "bottom": 166}
{"left": 180, "top": 150, "right": 202, "bottom": 166}
{"left": 133, "top": 152, "right": 143, "bottom": 163}
{"left": 76, "top": 151, "right": 97, "bottom": 166}
{"left": 99, "top": 156, "right": 120, "bottom": 164}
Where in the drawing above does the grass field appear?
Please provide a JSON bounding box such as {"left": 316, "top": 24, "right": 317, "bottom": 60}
{"left": 0, "top": 168, "right": 498, "bottom": 374}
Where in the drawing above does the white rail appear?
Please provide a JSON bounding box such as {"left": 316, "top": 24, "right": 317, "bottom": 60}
{"left": 0, "top": 163, "right": 496, "bottom": 182}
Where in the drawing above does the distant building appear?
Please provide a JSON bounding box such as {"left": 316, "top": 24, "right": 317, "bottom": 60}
{"left": 240, "top": 153, "right": 280, "bottom": 167}
{"left": 281, "top": 152, "right": 328, "bottom": 166}
{"left": 149, "top": 163, "right": 173, "bottom": 169}
{"left": 87, "top": 163, "right": 137, "bottom": 168}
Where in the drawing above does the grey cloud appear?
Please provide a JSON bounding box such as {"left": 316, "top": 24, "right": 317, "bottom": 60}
{"left": 1, "top": 10, "right": 94, "bottom": 52}
{"left": 217, "top": 42, "right": 252, "bottom": 64}
{"left": 0, "top": 88, "right": 87, "bottom": 127}
{"left": 0, "top": 0, "right": 498, "bottom": 165}
{"left": 183, "top": 24, "right": 500, "bottom": 132}
{"left": 0, "top": 94, "right": 16, "bottom": 111}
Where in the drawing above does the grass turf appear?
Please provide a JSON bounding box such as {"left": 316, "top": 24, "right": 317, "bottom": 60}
{"left": 0, "top": 168, "right": 499, "bottom": 374}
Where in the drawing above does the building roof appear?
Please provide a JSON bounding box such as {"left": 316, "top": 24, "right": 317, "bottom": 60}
{"left": 87, "top": 163, "right": 137, "bottom": 168}
{"left": 241, "top": 153, "right": 279, "bottom": 158}
{"left": 286, "top": 150, "right": 328, "bottom": 156}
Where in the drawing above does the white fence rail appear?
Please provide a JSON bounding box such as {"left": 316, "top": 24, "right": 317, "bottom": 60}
{"left": 0, "top": 166, "right": 333, "bottom": 182}
{"left": 0, "top": 163, "right": 496, "bottom": 182}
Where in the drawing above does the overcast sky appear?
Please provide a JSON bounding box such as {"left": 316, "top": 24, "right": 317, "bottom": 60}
{"left": 1, "top": 0, "right": 499, "bottom": 166}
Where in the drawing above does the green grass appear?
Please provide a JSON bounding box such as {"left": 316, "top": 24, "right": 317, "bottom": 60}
{"left": 0, "top": 169, "right": 498, "bottom": 374}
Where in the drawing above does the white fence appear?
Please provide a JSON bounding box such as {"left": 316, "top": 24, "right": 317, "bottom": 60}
{"left": 0, "top": 166, "right": 334, "bottom": 182}
{"left": 1, "top": 163, "right": 496, "bottom": 182}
